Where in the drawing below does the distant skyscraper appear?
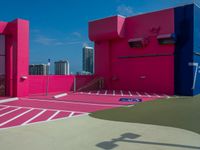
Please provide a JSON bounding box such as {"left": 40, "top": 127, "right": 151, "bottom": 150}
{"left": 29, "top": 64, "right": 49, "bottom": 75}
{"left": 54, "top": 60, "right": 70, "bottom": 75}
{"left": 82, "top": 46, "right": 94, "bottom": 74}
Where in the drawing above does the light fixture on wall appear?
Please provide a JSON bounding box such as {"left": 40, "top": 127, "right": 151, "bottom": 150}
{"left": 157, "top": 33, "right": 176, "bottom": 45}
{"left": 128, "top": 37, "right": 149, "bottom": 48}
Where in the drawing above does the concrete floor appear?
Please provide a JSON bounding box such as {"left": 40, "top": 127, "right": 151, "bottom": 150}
{"left": 0, "top": 115, "right": 200, "bottom": 150}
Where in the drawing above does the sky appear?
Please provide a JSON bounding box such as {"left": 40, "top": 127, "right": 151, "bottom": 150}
{"left": 0, "top": 0, "right": 197, "bottom": 73}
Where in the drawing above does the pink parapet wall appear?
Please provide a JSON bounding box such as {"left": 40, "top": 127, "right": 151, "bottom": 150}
{"left": 29, "top": 75, "right": 95, "bottom": 95}
{"left": 0, "top": 19, "right": 29, "bottom": 97}
{"left": 89, "top": 9, "right": 175, "bottom": 95}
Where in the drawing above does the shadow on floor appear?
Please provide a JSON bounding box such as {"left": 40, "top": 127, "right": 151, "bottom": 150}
{"left": 96, "top": 133, "right": 200, "bottom": 150}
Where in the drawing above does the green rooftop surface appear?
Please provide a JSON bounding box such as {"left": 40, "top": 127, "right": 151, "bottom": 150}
{"left": 90, "top": 95, "right": 200, "bottom": 134}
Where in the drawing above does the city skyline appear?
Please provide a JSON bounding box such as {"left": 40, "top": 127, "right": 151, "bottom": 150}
{"left": 0, "top": 0, "right": 195, "bottom": 73}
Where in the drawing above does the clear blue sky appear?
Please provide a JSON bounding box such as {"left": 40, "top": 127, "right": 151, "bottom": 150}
{"left": 0, "top": 0, "right": 195, "bottom": 73}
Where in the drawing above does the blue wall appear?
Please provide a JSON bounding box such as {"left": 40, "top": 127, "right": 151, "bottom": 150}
{"left": 193, "top": 4, "right": 200, "bottom": 95}
{"left": 174, "top": 4, "right": 194, "bottom": 96}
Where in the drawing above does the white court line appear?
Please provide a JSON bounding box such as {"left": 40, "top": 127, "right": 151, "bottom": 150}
{"left": 104, "top": 90, "right": 107, "bottom": 95}
{"left": 0, "top": 106, "right": 9, "bottom": 111}
{"left": 96, "top": 91, "right": 100, "bottom": 95}
{"left": 113, "top": 90, "right": 115, "bottom": 96}
{"left": 0, "top": 107, "right": 21, "bottom": 117}
{"left": 163, "top": 94, "right": 171, "bottom": 99}
{"left": 88, "top": 91, "right": 91, "bottom": 94}
{"left": 0, "top": 104, "right": 85, "bottom": 114}
{"left": 128, "top": 91, "right": 133, "bottom": 96}
{"left": 136, "top": 92, "right": 142, "bottom": 97}
{"left": 0, "top": 112, "right": 88, "bottom": 131}
{"left": 145, "top": 93, "right": 151, "bottom": 97}
{"left": 68, "top": 112, "right": 75, "bottom": 118}
{"left": 21, "top": 98, "right": 123, "bottom": 107}
{"left": 23, "top": 98, "right": 123, "bottom": 107}
{"left": 47, "top": 111, "right": 61, "bottom": 121}
{"left": 120, "top": 90, "right": 123, "bottom": 96}
{"left": 0, "top": 108, "right": 34, "bottom": 127}
{"left": 153, "top": 93, "right": 161, "bottom": 98}
{"left": 21, "top": 109, "right": 47, "bottom": 125}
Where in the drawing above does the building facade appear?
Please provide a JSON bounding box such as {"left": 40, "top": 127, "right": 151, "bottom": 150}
{"left": 54, "top": 60, "right": 70, "bottom": 75}
{"left": 82, "top": 46, "right": 94, "bottom": 74}
{"left": 89, "top": 4, "right": 200, "bottom": 96}
{"left": 29, "top": 64, "right": 49, "bottom": 75}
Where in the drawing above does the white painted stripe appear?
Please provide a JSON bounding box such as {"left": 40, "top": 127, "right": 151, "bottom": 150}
{"left": 163, "top": 94, "right": 171, "bottom": 99}
{"left": 21, "top": 98, "right": 123, "bottom": 107}
{"left": 0, "top": 97, "right": 19, "bottom": 104}
{"left": 0, "top": 113, "right": 88, "bottom": 131}
{"left": 104, "top": 90, "right": 107, "bottom": 95}
{"left": 0, "top": 109, "right": 34, "bottom": 127}
{"left": 53, "top": 93, "right": 67, "bottom": 99}
{"left": 0, "top": 107, "right": 21, "bottom": 117}
{"left": 0, "top": 103, "right": 86, "bottom": 114}
{"left": 21, "top": 109, "right": 47, "bottom": 125}
{"left": 113, "top": 90, "right": 115, "bottom": 96}
{"left": 136, "top": 92, "right": 141, "bottom": 97}
{"left": 88, "top": 91, "right": 91, "bottom": 94}
{"left": 96, "top": 91, "right": 100, "bottom": 95}
{"left": 0, "top": 106, "right": 9, "bottom": 111}
{"left": 68, "top": 112, "right": 75, "bottom": 118}
{"left": 145, "top": 93, "right": 151, "bottom": 97}
{"left": 154, "top": 93, "right": 161, "bottom": 98}
{"left": 128, "top": 91, "right": 133, "bottom": 96}
{"left": 47, "top": 111, "right": 60, "bottom": 121}
{"left": 120, "top": 90, "right": 123, "bottom": 96}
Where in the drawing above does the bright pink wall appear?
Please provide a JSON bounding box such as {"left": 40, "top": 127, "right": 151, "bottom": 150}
{"left": 75, "top": 75, "right": 95, "bottom": 90}
{"left": 0, "top": 19, "right": 29, "bottom": 97}
{"left": 89, "top": 16, "right": 125, "bottom": 41}
{"left": 90, "top": 9, "right": 175, "bottom": 95}
{"left": 29, "top": 75, "right": 94, "bottom": 95}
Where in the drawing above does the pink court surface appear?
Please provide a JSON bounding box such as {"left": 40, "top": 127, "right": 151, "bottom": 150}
{"left": 0, "top": 90, "right": 168, "bottom": 130}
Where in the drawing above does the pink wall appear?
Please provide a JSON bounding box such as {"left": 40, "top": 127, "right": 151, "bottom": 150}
{"left": 0, "top": 19, "right": 29, "bottom": 97}
{"left": 29, "top": 75, "right": 94, "bottom": 95}
{"left": 89, "top": 16, "right": 125, "bottom": 41}
{"left": 89, "top": 9, "right": 175, "bottom": 95}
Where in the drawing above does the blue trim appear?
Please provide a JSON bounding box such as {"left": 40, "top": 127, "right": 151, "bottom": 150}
{"left": 174, "top": 4, "right": 194, "bottom": 96}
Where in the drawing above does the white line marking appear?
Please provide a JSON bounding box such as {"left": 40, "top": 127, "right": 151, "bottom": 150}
{"left": 21, "top": 98, "right": 123, "bottom": 107}
{"left": 68, "top": 112, "right": 75, "bottom": 118}
{"left": 21, "top": 109, "right": 47, "bottom": 125}
{"left": 53, "top": 93, "right": 67, "bottom": 99}
{"left": 145, "top": 93, "right": 151, "bottom": 97}
{"left": 136, "top": 92, "right": 141, "bottom": 97}
{"left": 153, "top": 93, "right": 161, "bottom": 98}
{"left": 0, "top": 113, "right": 88, "bottom": 131}
{"left": 113, "top": 90, "right": 115, "bottom": 96}
{"left": 96, "top": 91, "right": 100, "bottom": 95}
{"left": 104, "top": 90, "right": 107, "bottom": 95}
{"left": 0, "top": 107, "right": 21, "bottom": 117}
{"left": 88, "top": 91, "right": 91, "bottom": 94}
{"left": 47, "top": 111, "right": 60, "bottom": 121}
{"left": 0, "top": 109, "right": 34, "bottom": 127}
{"left": 128, "top": 91, "right": 133, "bottom": 96}
{"left": 163, "top": 94, "right": 171, "bottom": 99}
{"left": 0, "top": 106, "right": 9, "bottom": 111}
{"left": 120, "top": 90, "right": 123, "bottom": 96}
{"left": 0, "top": 103, "right": 86, "bottom": 114}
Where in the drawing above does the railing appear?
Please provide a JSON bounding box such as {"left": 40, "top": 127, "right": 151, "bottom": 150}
{"left": 77, "top": 77, "right": 104, "bottom": 92}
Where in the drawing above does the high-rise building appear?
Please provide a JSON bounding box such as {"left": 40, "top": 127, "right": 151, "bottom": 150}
{"left": 82, "top": 46, "right": 94, "bottom": 74}
{"left": 54, "top": 60, "right": 70, "bottom": 75}
{"left": 29, "top": 64, "right": 49, "bottom": 75}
